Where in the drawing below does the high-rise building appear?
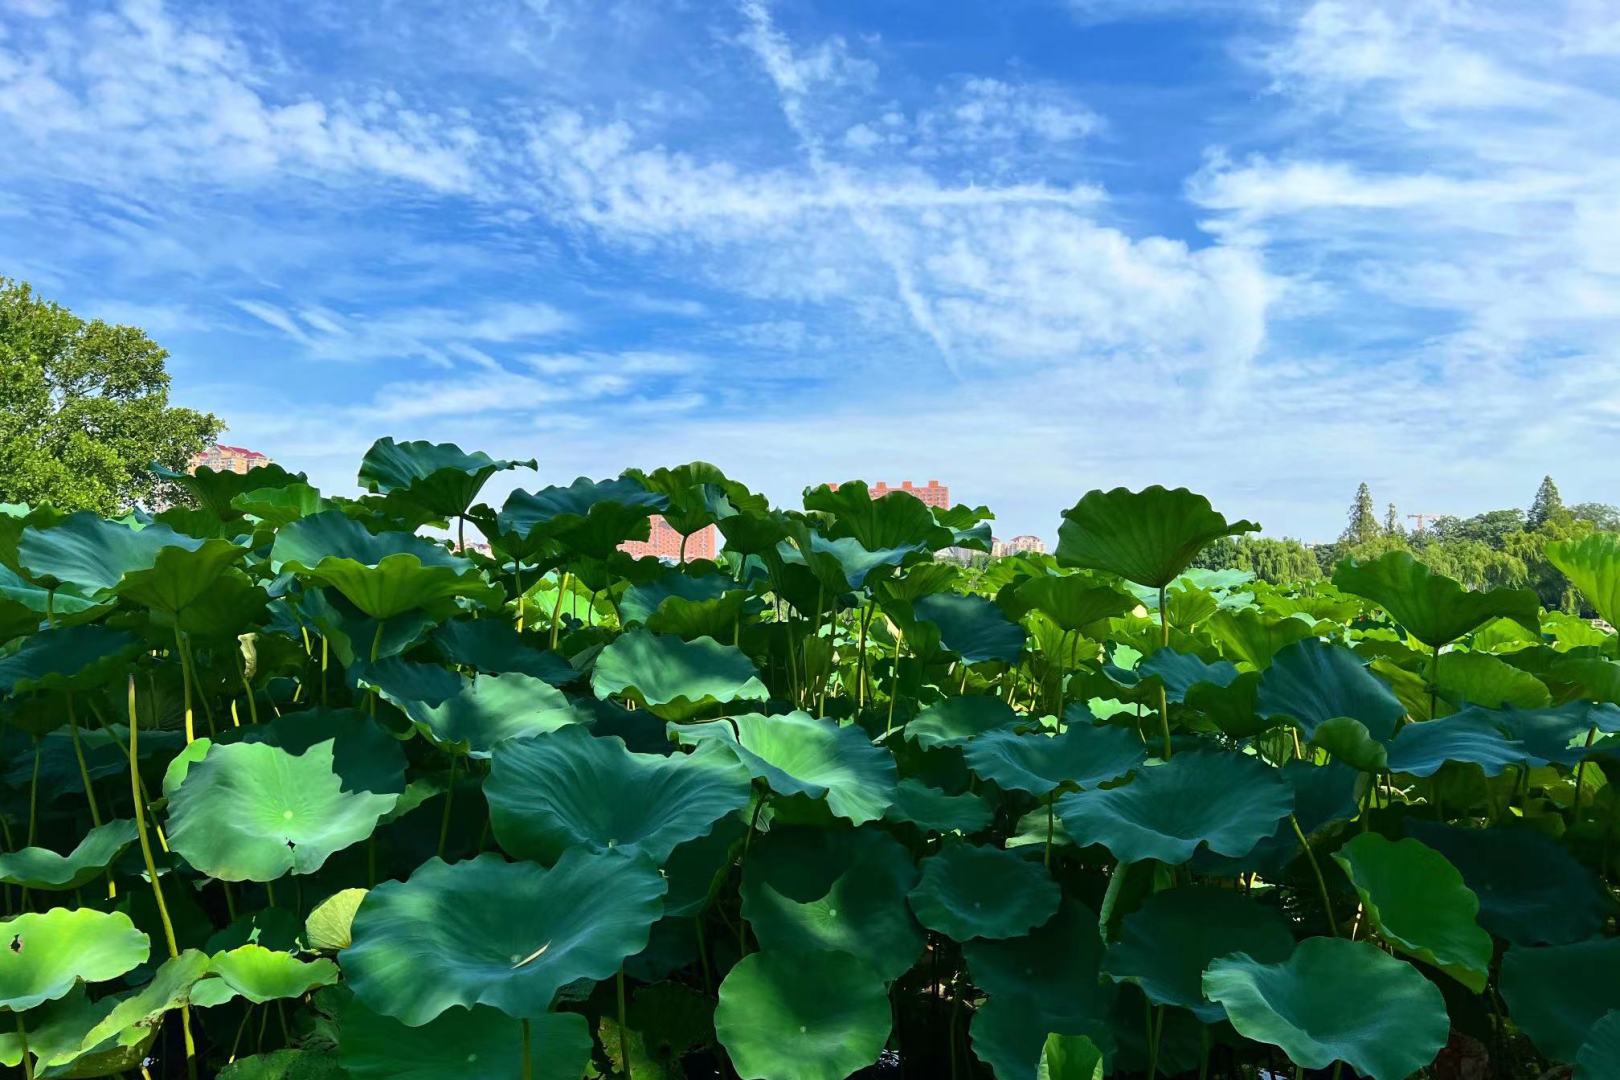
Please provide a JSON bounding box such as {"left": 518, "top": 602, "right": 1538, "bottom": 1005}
{"left": 619, "top": 515, "right": 718, "bottom": 562}
{"left": 190, "top": 444, "right": 270, "bottom": 475}
{"left": 830, "top": 479, "right": 951, "bottom": 508}
{"left": 992, "top": 535, "right": 1047, "bottom": 557}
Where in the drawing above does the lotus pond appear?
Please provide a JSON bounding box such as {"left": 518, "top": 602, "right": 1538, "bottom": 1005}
{"left": 2, "top": 440, "right": 1619, "bottom": 1079}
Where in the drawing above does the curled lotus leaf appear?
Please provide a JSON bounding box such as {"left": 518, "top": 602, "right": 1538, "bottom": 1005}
{"left": 305, "top": 889, "right": 368, "bottom": 953}
{"left": 0, "top": 818, "right": 137, "bottom": 890}
{"left": 398, "top": 670, "right": 589, "bottom": 757}
{"left": 1104, "top": 887, "right": 1295, "bottom": 1021}
{"left": 0, "top": 908, "right": 150, "bottom": 1012}
{"left": 487, "top": 725, "right": 752, "bottom": 865}
{"left": 1003, "top": 575, "right": 1137, "bottom": 634}
{"left": 908, "top": 844, "right": 1061, "bottom": 941}
{"left": 341, "top": 850, "right": 667, "bottom": 1026}
{"left": 674, "top": 711, "right": 898, "bottom": 825}
{"left": 75, "top": 949, "right": 211, "bottom": 1057}
{"left": 1055, "top": 486, "right": 1257, "bottom": 588}
{"left": 210, "top": 945, "right": 340, "bottom": 1003}
{"left": 357, "top": 437, "right": 534, "bottom": 518}
{"left": 963, "top": 722, "right": 1144, "bottom": 797}
{"left": 1257, "top": 638, "right": 1404, "bottom": 741}
{"left": 803, "top": 480, "right": 940, "bottom": 550}
{"left": 1500, "top": 937, "right": 1620, "bottom": 1063}
{"left": 497, "top": 476, "right": 668, "bottom": 556}
{"left": 1576, "top": 1011, "right": 1620, "bottom": 1080}
{"left": 591, "top": 628, "right": 768, "bottom": 720}
{"left": 1331, "top": 833, "right": 1492, "bottom": 992}
{"left": 430, "top": 617, "right": 580, "bottom": 684}
{"left": 0, "top": 624, "right": 139, "bottom": 695}
{"left": 883, "top": 779, "right": 994, "bottom": 835}
{"left": 1203, "top": 938, "right": 1450, "bottom": 1080}
{"left": 964, "top": 900, "right": 1113, "bottom": 1056}
{"left": 1056, "top": 750, "right": 1293, "bottom": 865}
{"left": 913, "top": 592, "right": 1026, "bottom": 664}
{"left": 16, "top": 511, "right": 218, "bottom": 597}
{"left": 1332, "top": 551, "right": 1541, "bottom": 647}
{"left": 714, "top": 949, "right": 891, "bottom": 1080}
{"left": 906, "top": 695, "right": 1020, "bottom": 750}
{"left": 337, "top": 996, "right": 592, "bottom": 1080}
{"left": 1547, "top": 532, "right": 1620, "bottom": 628}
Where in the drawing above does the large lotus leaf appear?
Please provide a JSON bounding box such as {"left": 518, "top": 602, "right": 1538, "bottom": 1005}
{"left": 343, "top": 851, "right": 665, "bottom": 1025}
{"left": 431, "top": 618, "right": 579, "bottom": 684}
{"left": 906, "top": 695, "right": 1020, "bottom": 750}
{"left": 882, "top": 779, "right": 993, "bottom": 834}
{"left": 211, "top": 945, "right": 340, "bottom": 1003}
{"left": 1206, "top": 608, "right": 1316, "bottom": 667}
{"left": 1405, "top": 821, "right": 1613, "bottom": 945}
{"left": 714, "top": 949, "right": 890, "bottom": 1080}
{"left": 1134, "top": 648, "right": 1238, "bottom": 703}
{"left": 1183, "top": 671, "right": 1270, "bottom": 738}
{"left": 1331, "top": 834, "right": 1491, "bottom": 991}
{"left": 230, "top": 482, "right": 333, "bottom": 528}
{"left": 0, "top": 818, "right": 136, "bottom": 890}
{"left": 271, "top": 510, "right": 498, "bottom": 619}
{"left": 497, "top": 476, "right": 668, "bottom": 556}
{"left": 398, "top": 671, "right": 589, "bottom": 756}
{"left": 661, "top": 813, "right": 748, "bottom": 917}
{"left": 0, "top": 985, "right": 129, "bottom": 1072}
{"left": 1577, "top": 1011, "right": 1620, "bottom": 1080}
{"left": 1256, "top": 638, "right": 1404, "bottom": 741}
{"left": 0, "top": 908, "right": 149, "bottom": 1011}
{"left": 230, "top": 708, "right": 408, "bottom": 796}
{"left": 1038, "top": 1034, "right": 1105, "bottom": 1080}
{"left": 1548, "top": 532, "right": 1620, "bottom": 627}
{"left": 1056, "top": 750, "right": 1292, "bottom": 864}
{"left": 970, "top": 997, "right": 1112, "bottom": 1080}
{"left": 74, "top": 949, "right": 210, "bottom": 1056}
{"left": 338, "top": 997, "right": 592, "bottom": 1080}
{"left": 354, "top": 655, "right": 463, "bottom": 709}
{"left": 1501, "top": 938, "right": 1620, "bottom": 1063}
{"left": 152, "top": 459, "right": 307, "bottom": 517}
{"left": 674, "top": 711, "right": 897, "bottom": 825}
{"left": 0, "top": 562, "right": 103, "bottom": 639}
{"left": 17, "top": 512, "right": 214, "bottom": 596}
{"left": 1196, "top": 759, "right": 1361, "bottom": 877}
{"left": 358, "top": 438, "right": 534, "bottom": 518}
{"left": 1437, "top": 650, "right": 1551, "bottom": 709}
{"left": 1308, "top": 716, "right": 1388, "bottom": 772}
{"left": 488, "top": 726, "right": 750, "bottom": 865}
{"left": 621, "top": 570, "right": 745, "bottom": 625}
{"left": 1383, "top": 706, "right": 1579, "bottom": 777}
{"left": 908, "top": 844, "right": 1060, "bottom": 941}
{"left": 780, "top": 532, "right": 919, "bottom": 591}
{"left": 913, "top": 593, "right": 1026, "bottom": 663}
{"left": 168, "top": 739, "right": 398, "bottom": 881}
{"left": 1104, "top": 887, "right": 1294, "bottom": 1021}
{"left": 963, "top": 724, "right": 1144, "bottom": 797}
{"left": 1205, "top": 939, "right": 1448, "bottom": 1080}
{"left": 591, "top": 629, "right": 767, "bottom": 720}
{"left": 217, "top": 1049, "right": 345, "bottom": 1078}
{"left": 964, "top": 900, "right": 1112, "bottom": 1033}
{"left": 1333, "top": 551, "right": 1540, "bottom": 647}
{"left": 1055, "top": 487, "right": 1257, "bottom": 588}
{"left": 0, "top": 624, "right": 137, "bottom": 695}
{"left": 802, "top": 480, "right": 939, "bottom": 550}
{"left": 114, "top": 538, "right": 250, "bottom": 616}
{"left": 1004, "top": 575, "right": 1137, "bottom": 634}
{"left": 740, "top": 826, "right": 922, "bottom": 983}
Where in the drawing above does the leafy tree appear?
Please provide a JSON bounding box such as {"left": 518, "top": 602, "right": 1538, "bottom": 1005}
{"left": 1384, "top": 502, "right": 1404, "bottom": 537}
{"left": 1528, "top": 475, "right": 1564, "bottom": 529}
{"left": 1340, "top": 483, "right": 1380, "bottom": 546}
{"left": 1196, "top": 536, "right": 1323, "bottom": 584}
{"left": 0, "top": 279, "right": 219, "bottom": 513}
{"left": 1427, "top": 509, "right": 1525, "bottom": 548}
{"left": 1570, "top": 501, "right": 1620, "bottom": 531}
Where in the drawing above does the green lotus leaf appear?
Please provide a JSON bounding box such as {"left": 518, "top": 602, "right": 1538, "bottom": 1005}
{"left": 0, "top": 908, "right": 149, "bottom": 1011}
{"left": 1196, "top": 759, "right": 1361, "bottom": 876}
{"left": 908, "top": 844, "right": 1060, "bottom": 941}
{"left": 431, "top": 618, "right": 580, "bottom": 684}
{"left": 1548, "top": 532, "right": 1620, "bottom": 628}
{"left": 1055, "top": 487, "right": 1257, "bottom": 588}
{"left": 1204, "top": 938, "right": 1450, "bottom": 1080}
{"left": 1205, "top": 607, "right": 1316, "bottom": 667}
{"left": 740, "top": 826, "right": 923, "bottom": 983}
{"left": 662, "top": 813, "right": 748, "bottom": 917}
{"left": 1104, "top": 887, "right": 1294, "bottom": 1021}
{"left": 803, "top": 480, "right": 940, "bottom": 550}
{"left": 168, "top": 739, "right": 399, "bottom": 881}
{"left": 354, "top": 655, "right": 462, "bottom": 708}
{"left": 674, "top": 711, "right": 897, "bottom": 825}
{"left": 397, "top": 671, "right": 589, "bottom": 757}
{"left": 1331, "top": 833, "right": 1491, "bottom": 991}
{"left": 906, "top": 695, "right": 1020, "bottom": 750}
{"left": 1004, "top": 575, "right": 1137, "bottom": 634}
{"left": 1500, "top": 937, "right": 1620, "bottom": 1063}
{"left": 217, "top": 1049, "right": 344, "bottom": 1079}
{"left": 498, "top": 477, "right": 668, "bottom": 557}
{"left": 1038, "top": 1034, "right": 1104, "bottom": 1080}
{"left": 342, "top": 850, "right": 667, "bottom": 1025}
{"left": 0, "top": 562, "right": 103, "bottom": 639}
{"left": 271, "top": 510, "right": 498, "bottom": 620}
{"left": 621, "top": 570, "right": 745, "bottom": 625}
{"left": 1308, "top": 716, "right": 1388, "bottom": 772}
{"left": 591, "top": 628, "right": 767, "bottom": 720}
{"left": 209, "top": 945, "right": 340, "bottom": 1003}
{"left": 1333, "top": 551, "right": 1541, "bottom": 647}
{"left": 1405, "top": 821, "right": 1612, "bottom": 945}
{"left": 1256, "top": 638, "right": 1404, "bottom": 741}
{"left": 230, "top": 707, "right": 408, "bottom": 796}
{"left": 882, "top": 779, "right": 993, "bottom": 834}
{"left": 1056, "top": 750, "right": 1293, "bottom": 865}
{"left": 1576, "top": 1011, "right": 1620, "bottom": 1080}
{"left": 913, "top": 593, "right": 1025, "bottom": 664}
{"left": 305, "top": 889, "right": 368, "bottom": 953}
{"left": 152, "top": 459, "right": 308, "bottom": 517}
{"left": 358, "top": 438, "right": 534, "bottom": 518}
{"left": 1437, "top": 650, "right": 1551, "bottom": 709}
{"left": 16, "top": 512, "right": 221, "bottom": 598}
{"left": 338, "top": 996, "right": 592, "bottom": 1080}
{"left": 1384, "top": 710, "right": 1551, "bottom": 777}
{"left": 230, "top": 482, "right": 333, "bottom": 528}
{"left": 1134, "top": 648, "right": 1238, "bottom": 703}
{"left": 964, "top": 900, "right": 1113, "bottom": 1044}
{"left": 488, "top": 725, "right": 751, "bottom": 865}
{"left": 971, "top": 997, "right": 1112, "bottom": 1080}
{"left": 0, "top": 818, "right": 136, "bottom": 890}
{"left": 714, "top": 949, "right": 890, "bottom": 1080}
{"left": 0, "top": 984, "right": 152, "bottom": 1073}
{"left": 0, "top": 624, "right": 138, "bottom": 695}
{"left": 1183, "top": 670, "right": 1270, "bottom": 738}
{"left": 962, "top": 723, "right": 1144, "bottom": 797}
{"left": 75, "top": 949, "right": 210, "bottom": 1056}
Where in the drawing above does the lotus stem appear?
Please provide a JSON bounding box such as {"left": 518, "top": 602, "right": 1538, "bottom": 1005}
{"left": 128, "top": 676, "right": 197, "bottom": 1077}
{"left": 1144, "top": 999, "right": 1162, "bottom": 1079}
{"left": 549, "top": 571, "right": 571, "bottom": 650}
{"left": 233, "top": 644, "right": 258, "bottom": 727}
{"left": 694, "top": 915, "right": 713, "bottom": 997}
{"left": 65, "top": 693, "right": 103, "bottom": 828}
{"left": 1157, "top": 586, "right": 1173, "bottom": 759}
{"left": 1290, "top": 814, "right": 1338, "bottom": 936}
{"left": 617, "top": 969, "right": 632, "bottom": 1080}
{"left": 521, "top": 1017, "right": 533, "bottom": 1080}
{"left": 437, "top": 756, "right": 458, "bottom": 859}
{"left": 369, "top": 621, "right": 385, "bottom": 716}
{"left": 173, "top": 626, "right": 197, "bottom": 743}
{"left": 1045, "top": 793, "right": 1055, "bottom": 868}
{"left": 1429, "top": 642, "right": 1440, "bottom": 720}
{"left": 26, "top": 736, "right": 40, "bottom": 846}
{"left": 1574, "top": 726, "right": 1599, "bottom": 818}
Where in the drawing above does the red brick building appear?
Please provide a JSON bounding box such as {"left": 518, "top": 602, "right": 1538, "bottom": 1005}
{"left": 619, "top": 516, "right": 717, "bottom": 562}
{"left": 832, "top": 479, "right": 951, "bottom": 508}
{"left": 190, "top": 444, "right": 270, "bottom": 475}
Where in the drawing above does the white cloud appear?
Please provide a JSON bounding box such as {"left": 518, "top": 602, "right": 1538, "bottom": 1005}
{"left": 229, "top": 297, "right": 573, "bottom": 365}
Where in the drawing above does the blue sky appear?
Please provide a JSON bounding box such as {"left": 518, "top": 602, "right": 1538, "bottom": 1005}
{"left": 3, "top": 0, "right": 1618, "bottom": 541}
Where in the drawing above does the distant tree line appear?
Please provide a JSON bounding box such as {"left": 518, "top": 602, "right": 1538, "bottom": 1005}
{"left": 1196, "top": 476, "right": 1620, "bottom": 613}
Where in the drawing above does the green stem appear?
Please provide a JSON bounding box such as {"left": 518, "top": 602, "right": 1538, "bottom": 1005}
{"left": 437, "top": 757, "right": 459, "bottom": 859}
{"left": 617, "top": 969, "right": 632, "bottom": 1080}
{"left": 174, "top": 626, "right": 197, "bottom": 743}
{"left": 16, "top": 1012, "right": 32, "bottom": 1080}
{"left": 1429, "top": 642, "right": 1440, "bottom": 720}
{"left": 737, "top": 790, "right": 767, "bottom": 955}
{"left": 234, "top": 645, "right": 260, "bottom": 727}
{"left": 1291, "top": 814, "right": 1338, "bottom": 935}
{"left": 549, "top": 571, "right": 572, "bottom": 650}
{"left": 521, "top": 1017, "right": 533, "bottom": 1080}
{"left": 1097, "top": 860, "right": 1130, "bottom": 943}
{"left": 368, "top": 622, "right": 385, "bottom": 716}
{"left": 1157, "top": 586, "right": 1173, "bottom": 758}
{"left": 66, "top": 693, "right": 104, "bottom": 828}
{"left": 1144, "top": 1000, "right": 1162, "bottom": 1079}
{"left": 1045, "top": 793, "right": 1054, "bottom": 868}
{"left": 1574, "top": 726, "right": 1599, "bottom": 818}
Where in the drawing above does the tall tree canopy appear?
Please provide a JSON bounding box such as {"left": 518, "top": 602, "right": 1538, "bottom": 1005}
{"left": 0, "top": 278, "right": 219, "bottom": 513}
{"left": 1341, "top": 482, "right": 1380, "bottom": 546}
{"left": 1528, "top": 475, "right": 1565, "bottom": 528}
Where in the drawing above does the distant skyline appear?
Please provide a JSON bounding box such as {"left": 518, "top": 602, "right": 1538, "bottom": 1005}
{"left": 3, "top": 0, "right": 1616, "bottom": 540}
